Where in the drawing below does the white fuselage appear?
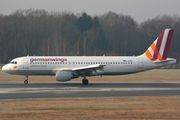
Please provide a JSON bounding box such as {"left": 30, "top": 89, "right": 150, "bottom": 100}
{"left": 2, "top": 55, "right": 176, "bottom": 76}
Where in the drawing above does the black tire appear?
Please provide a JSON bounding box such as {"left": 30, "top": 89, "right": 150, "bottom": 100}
{"left": 82, "top": 79, "right": 89, "bottom": 85}
{"left": 24, "top": 80, "right": 28, "bottom": 84}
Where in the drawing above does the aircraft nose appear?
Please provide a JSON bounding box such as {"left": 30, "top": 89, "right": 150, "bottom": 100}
{"left": 2, "top": 65, "right": 7, "bottom": 71}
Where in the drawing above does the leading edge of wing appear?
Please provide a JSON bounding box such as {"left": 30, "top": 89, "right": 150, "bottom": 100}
{"left": 72, "top": 64, "right": 106, "bottom": 71}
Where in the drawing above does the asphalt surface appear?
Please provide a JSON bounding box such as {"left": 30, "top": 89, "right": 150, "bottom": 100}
{"left": 0, "top": 82, "right": 180, "bottom": 99}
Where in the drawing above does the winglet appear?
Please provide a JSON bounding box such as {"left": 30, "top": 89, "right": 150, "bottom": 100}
{"left": 144, "top": 29, "right": 174, "bottom": 61}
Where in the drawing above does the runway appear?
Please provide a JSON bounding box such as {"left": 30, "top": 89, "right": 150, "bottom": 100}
{"left": 0, "top": 82, "right": 180, "bottom": 99}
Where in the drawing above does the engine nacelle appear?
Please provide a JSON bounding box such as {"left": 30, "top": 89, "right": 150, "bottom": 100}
{"left": 56, "top": 71, "right": 72, "bottom": 82}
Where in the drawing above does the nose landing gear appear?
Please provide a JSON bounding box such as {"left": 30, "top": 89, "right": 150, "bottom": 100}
{"left": 24, "top": 75, "right": 28, "bottom": 84}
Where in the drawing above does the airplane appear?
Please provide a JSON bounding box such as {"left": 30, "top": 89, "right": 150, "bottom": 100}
{"left": 2, "top": 29, "right": 176, "bottom": 85}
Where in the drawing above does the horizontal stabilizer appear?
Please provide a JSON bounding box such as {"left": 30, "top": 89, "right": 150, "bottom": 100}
{"left": 153, "top": 59, "right": 174, "bottom": 63}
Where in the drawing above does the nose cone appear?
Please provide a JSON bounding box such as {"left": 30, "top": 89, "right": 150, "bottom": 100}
{"left": 2, "top": 65, "right": 8, "bottom": 71}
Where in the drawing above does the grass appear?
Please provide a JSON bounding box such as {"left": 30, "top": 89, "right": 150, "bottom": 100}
{"left": 0, "top": 96, "right": 180, "bottom": 119}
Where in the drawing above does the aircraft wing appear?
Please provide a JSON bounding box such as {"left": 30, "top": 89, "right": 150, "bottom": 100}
{"left": 53, "top": 64, "right": 106, "bottom": 75}
{"left": 71, "top": 64, "right": 106, "bottom": 76}
{"left": 72, "top": 64, "right": 106, "bottom": 71}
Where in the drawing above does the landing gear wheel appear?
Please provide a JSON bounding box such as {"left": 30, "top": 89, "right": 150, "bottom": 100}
{"left": 24, "top": 75, "right": 28, "bottom": 84}
{"left": 24, "top": 80, "right": 28, "bottom": 84}
{"left": 82, "top": 79, "right": 89, "bottom": 85}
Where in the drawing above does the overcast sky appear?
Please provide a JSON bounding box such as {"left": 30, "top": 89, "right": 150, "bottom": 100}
{"left": 0, "top": 0, "right": 180, "bottom": 23}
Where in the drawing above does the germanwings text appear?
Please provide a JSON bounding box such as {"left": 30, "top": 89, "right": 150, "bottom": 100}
{"left": 30, "top": 58, "right": 67, "bottom": 63}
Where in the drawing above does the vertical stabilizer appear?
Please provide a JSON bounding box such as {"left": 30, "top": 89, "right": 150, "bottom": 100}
{"left": 143, "top": 29, "right": 174, "bottom": 61}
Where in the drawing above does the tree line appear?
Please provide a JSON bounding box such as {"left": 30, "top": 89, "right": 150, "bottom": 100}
{"left": 0, "top": 9, "right": 180, "bottom": 66}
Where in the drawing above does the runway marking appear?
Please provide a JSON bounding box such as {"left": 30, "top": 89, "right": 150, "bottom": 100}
{"left": 0, "top": 87, "right": 180, "bottom": 94}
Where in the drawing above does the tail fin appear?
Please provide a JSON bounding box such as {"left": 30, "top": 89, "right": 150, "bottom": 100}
{"left": 144, "top": 29, "right": 174, "bottom": 61}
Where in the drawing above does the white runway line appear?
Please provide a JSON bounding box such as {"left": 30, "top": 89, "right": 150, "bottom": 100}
{"left": 0, "top": 87, "right": 180, "bottom": 94}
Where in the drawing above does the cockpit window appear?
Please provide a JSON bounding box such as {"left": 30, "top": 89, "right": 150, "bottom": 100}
{"left": 9, "top": 61, "right": 17, "bottom": 64}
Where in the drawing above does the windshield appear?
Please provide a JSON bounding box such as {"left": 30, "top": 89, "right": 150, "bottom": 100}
{"left": 9, "top": 61, "right": 17, "bottom": 64}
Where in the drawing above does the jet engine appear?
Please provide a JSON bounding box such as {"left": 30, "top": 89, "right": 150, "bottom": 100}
{"left": 55, "top": 71, "right": 72, "bottom": 82}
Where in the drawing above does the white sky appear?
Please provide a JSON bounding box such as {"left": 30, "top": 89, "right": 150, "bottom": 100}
{"left": 0, "top": 0, "right": 180, "bottom": 23}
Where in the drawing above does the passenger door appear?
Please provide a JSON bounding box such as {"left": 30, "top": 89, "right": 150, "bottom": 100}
{"left": 23, "top": 58, "right": 29, "bottom": 69}
{"left": 138, "top": 58, "right": 143, "bottom": 69}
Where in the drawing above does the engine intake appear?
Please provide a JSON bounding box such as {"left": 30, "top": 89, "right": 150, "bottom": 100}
{"left": 56, "top": 71, "right": 72, "bottom": 81}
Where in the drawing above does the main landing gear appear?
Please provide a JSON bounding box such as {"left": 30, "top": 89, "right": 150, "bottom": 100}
{"left": 24, "top": 75, "right": 28, "bottom": 84}
{"left": 82, "top": 76, "right": 89, "bottom": 85}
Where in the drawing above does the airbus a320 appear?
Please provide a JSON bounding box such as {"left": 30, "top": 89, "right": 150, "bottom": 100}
{"left": 2, "top": 29, "right": 176, "bottom": 85}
